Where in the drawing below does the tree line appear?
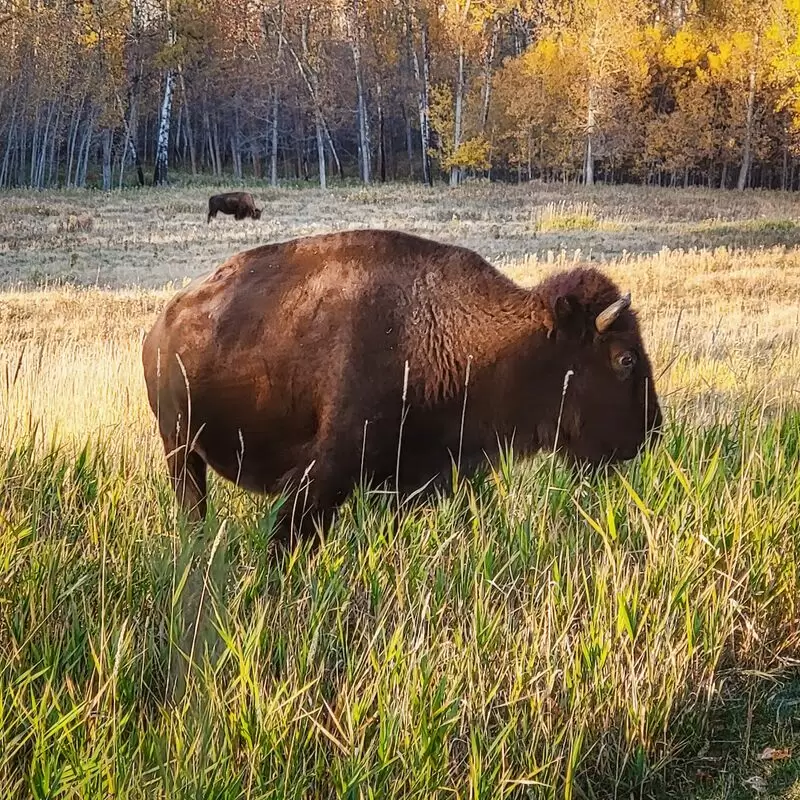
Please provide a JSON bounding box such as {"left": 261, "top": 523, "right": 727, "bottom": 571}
{"left": 1, "top": 0, "right": 800, "bottom": 192}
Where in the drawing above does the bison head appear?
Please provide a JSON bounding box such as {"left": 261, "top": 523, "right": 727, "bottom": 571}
{"left": 252, "top": 208, "right": 262, "bottom": 220}
{"left": 543, "top": 272, "right": 662, "bottom": 467}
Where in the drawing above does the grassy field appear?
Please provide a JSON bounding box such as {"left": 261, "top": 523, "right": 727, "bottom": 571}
{"left": 2, "top": 182, "right": 800, "bottom": 798}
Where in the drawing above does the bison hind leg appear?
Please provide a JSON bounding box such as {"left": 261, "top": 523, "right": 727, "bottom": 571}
{"left": 273, "top": 470, "right": 342, "bottom": 548}
{"left": 162, "top": 433, "right": 208, "bottom": 522}
{"left": 266, "top": 452, "right": 360, "bottom": 552}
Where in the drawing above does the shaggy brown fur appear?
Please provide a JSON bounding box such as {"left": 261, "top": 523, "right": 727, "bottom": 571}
{"left": 207, "top": 191, "right": 262, "bottom": 223}
{"left": 142, "top": 229, "right": 661, "bottom": 542}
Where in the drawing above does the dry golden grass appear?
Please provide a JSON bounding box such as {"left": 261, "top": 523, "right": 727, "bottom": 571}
{"left": 3, "top": 237, "right": 799, "bottom": 456}
{"left": 3, "top": 181, "right": 800, "bottom": 287}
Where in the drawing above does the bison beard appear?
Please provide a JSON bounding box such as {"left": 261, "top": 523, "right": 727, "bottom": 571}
{"left": 142, "top": 229, "right": 662, "bottom": 546}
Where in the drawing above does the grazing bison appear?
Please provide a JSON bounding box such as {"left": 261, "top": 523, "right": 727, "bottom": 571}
{"left": 207, "top": 191, "right": 262, "bottom": 223}
{"left": 142, "top": 229, "right": 661, "bottom": 541}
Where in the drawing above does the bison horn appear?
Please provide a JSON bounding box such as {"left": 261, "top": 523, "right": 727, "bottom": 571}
{"left": 595, "top": 292, "right": 631, "bottom": 333}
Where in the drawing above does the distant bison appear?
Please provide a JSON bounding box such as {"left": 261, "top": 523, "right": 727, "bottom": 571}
{"left": 207, "top": 191, "right": 262, "bottom": 223}
{"left": 142, "top": 229, "right": 661, "bottom": 542}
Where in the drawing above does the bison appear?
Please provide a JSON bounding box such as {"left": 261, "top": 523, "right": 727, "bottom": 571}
{"left": 207, "top": 191, "right": 262, "bottom": 223}
{"left": 142, "top": 229, "right": 661, "bottom": 542}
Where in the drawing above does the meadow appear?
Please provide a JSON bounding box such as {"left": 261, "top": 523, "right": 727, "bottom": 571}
{"left": 2, "top": 181, "right": 800, "bottom": 798}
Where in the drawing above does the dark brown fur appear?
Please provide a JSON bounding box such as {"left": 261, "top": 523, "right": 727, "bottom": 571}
{"left": 207, "top": 191, "right": 262, "bottom": 223}
{"left": 142, "top": 229, "right": 661, "bottom": 541}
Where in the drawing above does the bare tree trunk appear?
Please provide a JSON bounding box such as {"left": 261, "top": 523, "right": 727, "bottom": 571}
{"left": 348, "top": 0, "right": 370, "bottom": 184}
{"left": 17, "top": 119, "right": 27, "bottom": 187}
{"left": 178, "top": 67, "right": 197, "bottom": 175}
{"left": 270, "top": 89, "right": 280, "bottom": 186}
{"left": 782, "top": 140, "right": 789, "bottom": 191}
{"left": 130, "top": 137, "right": 145, "bottom": 187}
{"left": 411, "top": 20, "right": 432, "bottom": 186}
{"left": 295, "top": 114, "right": 304, "bottom": 180}
{"left": 404, "top": 106, "right": 414, "bottom": 179}
{"left": 480, "top": 22, "right": 497, "bottom": 134}
{"left": 0, "top": 124, "right": 14, "bottom": 188}
{"left": 584, "top": 82, "right": 596, "bottom": 186}
{"left": 323, "top": 119, "right": 343, "bottom": 180}
{"left": 174, "top": 102, "right": 183, "bottom": 168}
{"left": 1, "top": 91, "right": 19, "bottom": 188}
{"left": 47, "top": 103, "right": 62, "bottom": 187}
{"left": 46, "top": 118, "right": 56, "bottom": 187}
{"left": 202, "top": 105, "right": 217, "bottom": 176}
{"left": 102, "top": 128, "right": 113, "bottom": 191}
{"left": 29, "top": 105, "right": 41, "bottom": 187}
{"left": 77, "top": 113, "right": 95, "bottom": 188}
{"left": 583, "top": 14, "right": 602, "bottom": 188}
{"left": 315, "top": 113, "right": 326, "bottom": 189}
{"left": 354, "top": 51, "right": 371, "bottom": 184}
{"left": 450, "top": 42, "right": 465, "bottom": 187}
{"left": 376, "top": 80, "right": 386, "bottom": 183}
{"left": 65, "top": 101, "right": 82, "bottom": 188}
{"left": 74, "top": 117, "right": 87, "bottom": 187}
{"left": 230, "top": 133, "right": 242, "bottom": 181}
{"left": 120, "top": 93, "right": 144, "bottom": 188}
{"left": 212, "top": 115, "right": 222, "bottom": 177}
{"left": 230, "top": 103, "right": 243, "bottom": 180}
{"left": 737, "top": 35, "right": 758, "bottom": 191}
{"left": 35, "top": 102, "right": 55, "bottom": 188}
{"left": 283, "top": 18, "right": 340, "bottom": 183}
{"left": 267, "top": 0, "right": 284, "bottom": 187}
{"left": 154, "top": 69, "right": 175, "bottom": 186}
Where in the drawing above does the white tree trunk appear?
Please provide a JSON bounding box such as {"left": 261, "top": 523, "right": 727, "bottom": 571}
{"left": 349, "top": 0, "right": 370, "bottom": 184}
{"left": 315, "top": 113, "right": 326, "bottom": 189}
{"left": 354, "top": 47, "right": 371, "bottom": 183}
{"left": 270, "top": 2, "right": 284, "bottom": 187}
{"left": 47, "top": 103, "right": 62, "bottom": 187}
{"left": 450, "top": 43, "right": 465, "bottom": 188}
{"left": 76, "top": 112, "right": 95, "bottom": 188}
{"left": 411, "top": 21, "right": 432, "bottom": 186}
{"left": 269, "top": 88, "right": 280, "bottom": 187}
{"left": 376, "top": 80, "right": 386, "bottom": 182}
{"left": 480, "top": 23, "right": 497, "bottom": 134}
{"left": 285, "top": 18, "right": 340, "bottom": 184}
{"left": 102, "top": 128, "right": 112, "bottom": 191}
{"left": 584, "top": 82, "right": 596, "bottom": 186}
{"left": 154, "top": 69, "right": 174, "bottom": 186}
{"left": 65, "top": 96, "right": 83, "bottom": 188}
{"left": 737, "top": 37, "right": 758, "bottom": 191}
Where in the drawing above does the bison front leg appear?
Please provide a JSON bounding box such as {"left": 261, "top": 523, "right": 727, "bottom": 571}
{"left": 162, "top": 432, "right": 208, "bottom": 522}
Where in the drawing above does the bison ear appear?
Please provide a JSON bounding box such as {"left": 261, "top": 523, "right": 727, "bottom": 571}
{"left": 551, "top": 294, "right": 586, "bottom": 339}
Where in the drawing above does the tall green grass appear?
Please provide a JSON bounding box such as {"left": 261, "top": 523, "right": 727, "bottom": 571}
{"left": 1, "top": 409, "right": 799, "bottom": 798}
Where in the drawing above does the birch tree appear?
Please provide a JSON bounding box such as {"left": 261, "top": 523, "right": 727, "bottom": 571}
{"left": 345, "top": 0, "right": 372, "bottom": 183}
{"left": 153, "top": 0, "right": 176, "bottom": 186}
{"left": 405, "top": 1, "right": 434, "bottom": 185}
{"left": 1, "top": 0, "right": 800, "bottom": 189}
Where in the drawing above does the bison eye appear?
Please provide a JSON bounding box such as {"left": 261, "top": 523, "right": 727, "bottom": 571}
{"left": 615, "top": 351, "right": 637, "bottom": 375}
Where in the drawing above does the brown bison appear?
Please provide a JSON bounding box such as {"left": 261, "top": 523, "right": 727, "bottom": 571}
{"left": 207, "top": 191, "right": 262, "bottom": 223}
{"left": 142, "top": 229, "right": 661, "bottom": 541}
